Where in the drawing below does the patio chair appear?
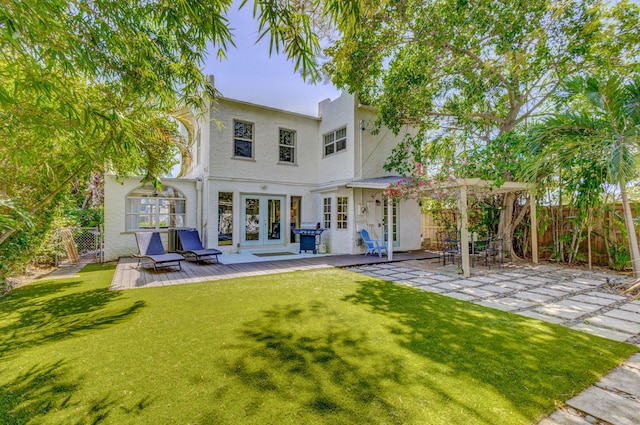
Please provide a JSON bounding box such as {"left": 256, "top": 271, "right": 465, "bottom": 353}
{"left": 437, "top": 231, "right": 460, "bottom": 266}
{"left": 471, "top": 237, "right": 490, "bottom": 267}
{"left": 471, "top": 234, "right": 504, "bottom": 268}
{"left": 484, "top": 236, "right": 504, "bottom": 269}
{"left": 134, "top": 232, "right": 185, "bottom": 271}
{"left": 360, "top": 228, "right": 387, "bottom": 257}
{"left": 177, "top": 230, "right": 222, "bottom": 264}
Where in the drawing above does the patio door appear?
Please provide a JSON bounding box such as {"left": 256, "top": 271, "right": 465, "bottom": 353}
{"left": 241, "top": 195, "right": 284, "bottom": 246}
{"left": 383, "top": 201, "right": 400, "bottom": 247}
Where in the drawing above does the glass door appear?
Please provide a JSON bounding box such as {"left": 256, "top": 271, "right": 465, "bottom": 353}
{"left": 290, "top": 196, "right": 301, "bottom": 243}
{"left": 382, "top": 200, "right": 400, "bottom": 247}
{"left": 241, "top": 195, "right": 284, "bottom": 246}
{"left": 266, "top": 198, "right": 282, "bottom": 244}
{"left": 243, "top": 197, "right": 260, "bottom": 243}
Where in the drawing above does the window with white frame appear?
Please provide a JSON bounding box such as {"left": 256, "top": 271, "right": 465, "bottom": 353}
{"left": 337, "top": 196, "right": 348, "bottom": 229}
{"left": 279, "top": 129, "right": 296, "bottom": 163}
{"left": 323, "top": 126, "right": 347, "bottom": 156}
{"left": 126, "top": 185, "right": 186, "bottom": 231}
{"left": 323, "top": 197, "right": 331, "bottom": 229}
{"left": 233, "top": 120, "right": 253, "bottom": 158}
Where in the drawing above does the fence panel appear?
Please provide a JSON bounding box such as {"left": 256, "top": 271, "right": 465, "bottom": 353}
{"left": 421, "top": 202, "right": 639, "bottom": 266}
{"left": 56, "top": 227, "right": 103, "bottom": 266}
{"left": 420, "top": 210, "right": 456, "bottom": 250}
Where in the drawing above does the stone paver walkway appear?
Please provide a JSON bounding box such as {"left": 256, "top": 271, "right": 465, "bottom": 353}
{"left": 349, "top": 261, "right": 640, "bottom": 425}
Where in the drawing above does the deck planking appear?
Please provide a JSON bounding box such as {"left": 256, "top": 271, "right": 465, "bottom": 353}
{"left": 110, "top": 251, "right": 439, "bottom": 290}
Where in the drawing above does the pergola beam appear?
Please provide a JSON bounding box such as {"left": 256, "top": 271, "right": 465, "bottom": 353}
{"left": 530, "top": 191, "right": 539, "bottom": 264}
{"left": 387, "top": 196, "right": 393, "bottom": 261}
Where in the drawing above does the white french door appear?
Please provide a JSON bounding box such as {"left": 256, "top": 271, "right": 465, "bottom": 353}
{"left": 241, "top": 195, "right": 284, "bottom": 246}
{"left": 383, "top": 201, "right": 400, "bottom": 247}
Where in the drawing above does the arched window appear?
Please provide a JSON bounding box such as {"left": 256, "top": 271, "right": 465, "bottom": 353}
{"left": 126, "top": 185, "right": 186, "bottom": 231}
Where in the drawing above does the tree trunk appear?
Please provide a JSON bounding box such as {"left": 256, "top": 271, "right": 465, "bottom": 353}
{"left": 620, "top": 179, "right": 640, "bottom": 279}
{"left": 502, "top": 192, "right": 515, "bottom": 258}
{"left": 502, "top": 193, "right": 531, "bottom": 261}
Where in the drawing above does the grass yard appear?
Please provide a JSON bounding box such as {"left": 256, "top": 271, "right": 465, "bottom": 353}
{"left": 0, "top": 264, "right": 636, "bottom": 424}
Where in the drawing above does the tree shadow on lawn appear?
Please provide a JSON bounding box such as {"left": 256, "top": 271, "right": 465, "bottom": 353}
{"left": 341, "top": 278, "right": 637, "bottom": 420}
{"left": 0, "top": 359, "right": 153, "bottom": 425}
{"left": 0, "top": 267, "right": 145, "bottom": 356}
{"left": 219, "top": 278, "right": 636, "bottom": 424}
{"left": 218, "top": 301, "right": 498, "bottom": 424}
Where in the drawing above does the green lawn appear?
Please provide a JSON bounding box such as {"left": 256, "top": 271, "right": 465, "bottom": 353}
{"left": 0, "top": 264, "right": 636, "bottom": 424}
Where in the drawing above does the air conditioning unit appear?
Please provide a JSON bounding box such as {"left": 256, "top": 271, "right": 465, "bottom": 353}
{"left": 167, "top": 227, "right": 195, "bottom": 252}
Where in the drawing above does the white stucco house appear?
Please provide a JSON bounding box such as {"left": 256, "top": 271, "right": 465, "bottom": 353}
{"left": 103, "top": 91, "right": 423, "bottom": 261}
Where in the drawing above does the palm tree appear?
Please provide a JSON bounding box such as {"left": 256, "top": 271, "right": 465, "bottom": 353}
{"left": 531, "top": 75, "right": 640, "bottom": 279}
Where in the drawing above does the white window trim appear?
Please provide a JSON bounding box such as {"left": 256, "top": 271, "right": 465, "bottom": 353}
{"left": 323, "top": 197, "right": 332, "bottom": 229}
{"left": 233, "top": 119, "right": 254, "bottom": 160}
{"left": 336, "top": 196, "right": 348, "bottom": 230}
{"left": 278, "top": 128, "right": 296, "bottom": 164}
{"left": 323, "top": 126, "right": 347, "bottom": 157}
{"left": 125, "top": 187, "right": 186, "bottom": 232}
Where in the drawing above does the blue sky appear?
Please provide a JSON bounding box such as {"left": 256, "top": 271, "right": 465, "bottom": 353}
{"left": 203, "top": 3, "right": 342, "bottom": 116}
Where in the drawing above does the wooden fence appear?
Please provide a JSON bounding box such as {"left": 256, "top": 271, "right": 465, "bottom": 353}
{"left": 535, "top": 203, "right": 640, "bottom": 266}
{"left": 421, "top": 203, "right": 640, "bottom": 266}
{"left": 420, "top": 210, "right": 457, "bottom": 250}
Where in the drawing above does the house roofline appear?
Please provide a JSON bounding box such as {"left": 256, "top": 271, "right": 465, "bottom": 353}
{"left": 216, "top": 96, "right": 323, "bottom": 120}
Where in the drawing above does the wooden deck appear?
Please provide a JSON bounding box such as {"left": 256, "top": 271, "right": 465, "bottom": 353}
{"left": 110, "top": 251, "right": 440, "bottom": 290}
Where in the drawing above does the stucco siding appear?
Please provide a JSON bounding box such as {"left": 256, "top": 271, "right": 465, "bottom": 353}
{"left": 104, "top": 90, "right": 424, "bottom": 259}
{"left": 356, "top": 108, "right": 414, "bottom": 180}
{"left": 317, "top": 93, "right": 356, "bottom": 185}
{"left": 208, "top": 99, "right": 320, "bottom": 185}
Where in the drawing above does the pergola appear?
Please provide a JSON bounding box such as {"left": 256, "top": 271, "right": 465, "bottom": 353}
{"left": 349, "top": 177, "right": 539, "bottom": 277}
{"left": 432, "top": 178, "right": 539, "bottom": 277}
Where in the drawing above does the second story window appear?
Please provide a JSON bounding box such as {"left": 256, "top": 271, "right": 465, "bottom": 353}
{"left": 323, "top": 126, "right": 347, "bottom": 157}
{"left": 234, "top": 120, "right": 253, "bottom": 159}
{"left": 279, "top": 129, "right": 296, "bottom": 163}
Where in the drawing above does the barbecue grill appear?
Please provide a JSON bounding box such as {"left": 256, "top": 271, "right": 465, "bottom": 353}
{"left": 292, "top": 228, "right": 325, "bottom": 254}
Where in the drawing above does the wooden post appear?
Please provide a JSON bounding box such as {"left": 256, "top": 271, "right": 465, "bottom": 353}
{"left": 387, "top": 196, "right": 393, "bottom": 261}
{"left": 530, "top": 189, "right": 539, "bottom": 264}
{"left": 459, "top": 186, "right": 470, "bottom": 277}
{"left": 587, "top": 208, "right": 592, "bottom": 270}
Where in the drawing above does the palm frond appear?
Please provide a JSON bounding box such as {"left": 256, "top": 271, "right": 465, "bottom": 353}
{"left": 0, "top": 198, "right": 32, "bottom": 232}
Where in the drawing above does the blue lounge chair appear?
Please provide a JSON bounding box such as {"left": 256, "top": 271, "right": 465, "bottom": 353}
{"left": 177, "top": 230, "right": 222, "bottom": 264}
{"left": 360, "top": 229, "right": 387, "bottom": 257}
{"left": 134, "top": 232, "right": 185, "bottom": 271}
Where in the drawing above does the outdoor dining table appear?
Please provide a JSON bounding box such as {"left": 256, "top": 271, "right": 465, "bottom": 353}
{"left": 442, "top": 238, "right": 494, "bottom": 267}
